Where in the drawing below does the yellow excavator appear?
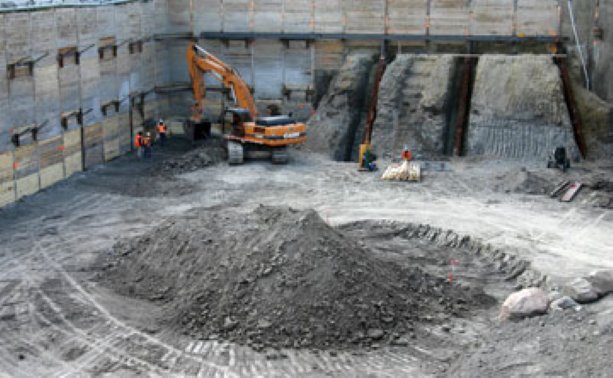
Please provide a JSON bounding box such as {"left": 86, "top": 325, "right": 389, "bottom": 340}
{"left": 186, "top": 42, "right": 306, "bottom": 164}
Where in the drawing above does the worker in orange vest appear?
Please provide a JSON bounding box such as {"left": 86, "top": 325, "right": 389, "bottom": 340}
{"left": 156, "top": 119, "right": 168, "bottom": 146}
{"left": 134, "top": 131, "right": 144, "bottom": 159}
{"left": 142, "top": 132, "right": 153, "bottom": 159}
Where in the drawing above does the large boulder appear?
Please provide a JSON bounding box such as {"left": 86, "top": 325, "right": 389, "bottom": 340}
{"left": 499, "top": 287, "right": 549, "bottom": 320}
{"left": 466, "top": 55, "right": 579, "bottom": 159}
{"left": 586, "top": 270, "right": 613, "bottom": 296}
{"left": 563, "top": 277, "right": 600, "bottom": 303}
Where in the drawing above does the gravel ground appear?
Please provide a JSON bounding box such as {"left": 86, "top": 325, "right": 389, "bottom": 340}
{"left": 0, "top": 138, "right": 611, "bottom": 376}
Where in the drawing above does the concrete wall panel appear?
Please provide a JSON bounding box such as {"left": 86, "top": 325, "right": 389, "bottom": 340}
{"left": 387, "top": 0, "right": 426, "bottom": 35}
{"left": 5, "top": 13, "right": 30, "bottom": 61}
{"left": 283, "top": 0, "right": 312, "bottom": 33}
{"left": 55, "top": 8, "right": 78, "bottom": 47}
{"left": 252, "top": 40, "right": 284, "bottom": 99}
{"left": 167, "top": 0, "right": 192, "bottom": 33}
{"left": 34, "top": 64, "right": 61, "bottom": 141}
{"left": 470, "top": 0, "right": 514, "bottom": 36}
{"left": 195, "top": 0, "right": 222, "bottom": 33}
{"left": 223, "top": 0, "right": 251, "bottom": 32}
{"left": 31, "top": 10, "right": 56, "bottom": 53}
{"left": 345, "top": 0, "right": 385, "bottom": 34}
{"left": 253, "top": 0, "right": 283, "bottom": 33}
{"left": 516, "top": 0, "right": 559, "bottom": 37}
{"left": 313, "top": 0, "right": 343, "bottom": 33}
{"left": 77, "top": 7, "right": 98, "bottom": 45}
{"left": 430, "top": 0, "right": 470, "bottom": 36}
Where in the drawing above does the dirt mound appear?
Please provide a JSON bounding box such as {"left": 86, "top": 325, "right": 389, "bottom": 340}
{"left": 495, "top": 169, "right": 554, "bottom": 195}
{"left": 101, "top": 206, "right": 488, "bottom": 350}
{"left": 159, "top": 138, "right": 226, "bottom": 174}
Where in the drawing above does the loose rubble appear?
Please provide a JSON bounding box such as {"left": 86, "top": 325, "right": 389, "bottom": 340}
{"left": 101, "top": 206, "right": 493, "bottom": 350}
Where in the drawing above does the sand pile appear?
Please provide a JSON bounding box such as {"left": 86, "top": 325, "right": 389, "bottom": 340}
{"left": 159, "top": 138, "right": 226, "bottom": 174}
{"left": 495, "top": 169, "right": 554, "bottom": 195}
{"left": 102, "top": 206, "right": 483, "bottom": 350}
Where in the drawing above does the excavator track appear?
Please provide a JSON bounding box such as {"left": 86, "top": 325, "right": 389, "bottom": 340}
{"left": 227, "top": 141, "right": 244, "bottom": 165}
{"left": 271, "top": 147, "right": 289, "bottom": 165}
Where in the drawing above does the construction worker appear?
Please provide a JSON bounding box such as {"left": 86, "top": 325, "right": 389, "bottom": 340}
{"left": 156, "top": 119, "right": 167, "bottom": 146}
{"left": 142, "top": 132, "right": 153, "bottom": 159}
{"left": 134, "top": 131, "right": 144, "bottom": 159}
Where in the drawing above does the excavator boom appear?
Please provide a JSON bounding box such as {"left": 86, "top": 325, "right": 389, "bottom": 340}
{"left": 186, "top": 42, "right": 258, "bottom": 118}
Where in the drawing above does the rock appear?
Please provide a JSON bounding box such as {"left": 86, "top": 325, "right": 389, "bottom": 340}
{"left": 222, "top": 317, "right": 238, "bottom": 331}
{"left": 550, "top": 296, "right": 580, "bottom": 311}
{"left": 367, "top": 328, "right": 385, "bottom": 340}
{"left": 371, "top": 54, "right": 457, "bottom": 160}
{"left": 305, "top": 53, "right": 376, "bottom": 161}
{"left": 391, "top": 336, "right": 410, "bottom": 346}
{"left": 585, "top": 270, "right": 613, "bottom": 296}
{"left": 563, "top": 278, "right": 600, "bottom": 304}
{"left": 499, "top": 287, "right": 549, "bottom": 320}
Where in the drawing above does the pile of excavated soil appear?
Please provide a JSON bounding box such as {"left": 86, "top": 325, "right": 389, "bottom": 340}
{"left": 159, "top": 138, "right": 226, "bottom": 174}
{"left": 101, "top": 206, "right": 489, "bottom": 350}
{"left": 495, "top": 169, "right": 554, "bottom": 195}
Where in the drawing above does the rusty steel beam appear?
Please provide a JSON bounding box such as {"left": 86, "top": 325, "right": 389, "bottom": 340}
{"left": 555, "top": 56, "right": 587, "bottom": 159}
{"left": 361, "top": 56, "right": 387, "bottom": 146}
{"left": 453, "top": 57, "right": 475, "bottom": 157}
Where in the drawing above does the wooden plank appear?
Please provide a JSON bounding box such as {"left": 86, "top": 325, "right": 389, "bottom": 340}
{"left": 0, "top": 181, "right": 15, "bottom": 208}
{"left": 118, "top": 113, "right": 131, "bottom": 154}
{"left": 314, "top": 40, "right": 344, "bottom": 70}
{"left": 40, "top": 164, "right": 64, "bottom": 189}
{"left": 560, "top": 182, "right": 583, "bottom": 202}
{"left": 15, "top": 174, "right": 39, "bottom": 200}
{"left": 0, "top": 152, "right": 15, "bottom": 207}
{"left": 84, "top": 124, "right": 104, "bottom": 168}
{"left": 103, "top": 117, "right": 120, "bottom": 161}
{"left": 64, "top": 153, "right": 82, "bottom": 177}
{"left": 63, "top": 123, "right": 82, "bottom": 177}
{"left": 13, "top": 144, "right": 38, "bottom": 179}
{"left": 38, "top": 136, "right": 64, "bottom": 169}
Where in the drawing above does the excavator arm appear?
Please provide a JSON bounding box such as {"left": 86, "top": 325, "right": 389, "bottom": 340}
{"left": 186, "top": 42, "right": 258, "bottom": 119}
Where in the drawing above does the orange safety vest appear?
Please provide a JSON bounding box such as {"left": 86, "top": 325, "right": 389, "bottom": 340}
{"left": 142, "top": 136, "right": 152, "bottom": 146}
{"left": 135, "top": 135, "right": 143, "bottom": 148}
{"left": 157, "top": 123, "right": 167, "bottom": 134}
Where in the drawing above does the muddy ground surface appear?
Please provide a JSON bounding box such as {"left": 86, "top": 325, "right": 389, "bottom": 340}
{"left": 0, "top": 136, "right": 612, "bottom": 376}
